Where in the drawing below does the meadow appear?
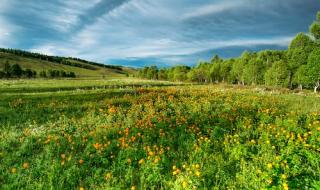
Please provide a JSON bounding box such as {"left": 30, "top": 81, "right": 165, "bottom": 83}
{"left": 0, "top": 79, "right": 319, "bottom": 190}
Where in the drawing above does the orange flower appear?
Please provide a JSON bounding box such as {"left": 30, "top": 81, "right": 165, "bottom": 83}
{"left": 79, "top": 159, "right": 84, "bottom": 165}
{"left": 93, "top": 143, "right": 101, "bottom": 150}
{"left": 22, "top": 162, "right": 29, "bottom": 169}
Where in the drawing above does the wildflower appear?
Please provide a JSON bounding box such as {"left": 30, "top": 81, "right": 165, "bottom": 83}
{"left": 93, "top": 143, "right": 101, "bottom": 150}
{"left": 105, "top": 172, "right": 112, "bottom": 180}
{"left": 61, "top": 154, "right": 66, "bottom": 159}
{"left": 281, "top": 174, "right": 287, "bottom": 179}
{"left": 283, "top": 182, "right": 289, "bottom": 190}
{"left": 131, "top": 186, "right": 136, "bottom": 190}
{"left": 153, "top": 157, "right": 160, "bottom": 164}
{"left": 11, "top": 168, "right": 17, "bottom": 173}
{"left": 79, "top": 187, "right": 85, "bottom": 190}
{"left": 138, "top": 159, "right": 144, "bottom": 165}
{"left": 79, "top": 159, "right": 84, "bottom": 165}
{"left": 22, "top": 162, "right": 29, "bottom": 169}
{"left": 267, "top": 163, "right": 273, "bottom": 169}
{"left": 172, "top": 169, "right": 180, "bottom": 176}
{"left": 182, "top": 180, "right": 188, "bottom": 188}
{"left": 195, "top": 171, "right": 201, "bottom": 177}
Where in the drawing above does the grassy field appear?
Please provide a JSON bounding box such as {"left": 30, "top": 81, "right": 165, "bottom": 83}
{"left": 0, "top": 79, "right": 319, "bottom": 190}
{"left": 0, "top": 52, "right": 135, "bottom": 78}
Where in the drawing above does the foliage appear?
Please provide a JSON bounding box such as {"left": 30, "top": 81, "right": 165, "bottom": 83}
{"left": 0, "top": 79, "right": 319, "bottom": 189}
{"left": 0, "top": 63, "right": 37, "bottom": 79}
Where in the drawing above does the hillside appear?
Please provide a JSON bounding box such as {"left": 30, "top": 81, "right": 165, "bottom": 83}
{"left": 0, "top": 49, "right": 136, "bottom": 79}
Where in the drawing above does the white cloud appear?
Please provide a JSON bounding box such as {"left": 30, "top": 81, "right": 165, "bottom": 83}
{"left": 181, "top": 1, "right": 244, "bottom": 20}
{"left": 12, "top": 0, "right": 315, "bottom": 66}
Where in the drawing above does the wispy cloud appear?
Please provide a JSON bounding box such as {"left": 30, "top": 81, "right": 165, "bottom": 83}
{"left": 181, "top": 1, "right": 243, "bottom": 20}
{"left": 1, "top": 0, "right": 319, "bottom": 66}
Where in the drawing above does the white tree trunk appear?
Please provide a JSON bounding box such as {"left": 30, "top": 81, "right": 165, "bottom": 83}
{"left": 314, "top": 81, "right": 320, "bottom": 93}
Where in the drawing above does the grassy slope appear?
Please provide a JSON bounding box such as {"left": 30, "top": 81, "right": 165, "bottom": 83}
{"left": 0, "top": 52, "right": 136, "bottom": 78}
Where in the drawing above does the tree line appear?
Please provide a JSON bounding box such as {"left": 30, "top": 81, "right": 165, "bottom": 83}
{"left": 0, "top": 63, "right": 37, "bottom": 79}
{"left": 0, "top": 62, "right": 76, "bottom": 79}
{"left": 0, "top": 48, "right": 123, "bottom": 71}
{"left": 137, "top": 12, "right": 320, "bottom": 92}
{"left": 40, "top": 70, "right": 76, "bottom": 78}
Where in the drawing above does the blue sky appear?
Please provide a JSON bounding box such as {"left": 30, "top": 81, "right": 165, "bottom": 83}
{"left": 0, "top": 0, "right": 319, "bottom": 67}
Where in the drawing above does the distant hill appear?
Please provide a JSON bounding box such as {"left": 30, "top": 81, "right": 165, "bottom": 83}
{"left": 0, "top": 48, "right": 136, "bottom": 78}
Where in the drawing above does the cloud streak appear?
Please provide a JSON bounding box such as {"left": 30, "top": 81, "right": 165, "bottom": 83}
{"left": 0, "top": 0, "right": 319, "bottom": 66}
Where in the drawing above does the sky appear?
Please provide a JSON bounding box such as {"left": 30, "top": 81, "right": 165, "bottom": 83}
{"left": 0, "top": 0, "right": 319, "bottom": 67}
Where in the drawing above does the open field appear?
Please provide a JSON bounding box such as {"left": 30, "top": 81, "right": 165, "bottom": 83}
{"left": 0, "top": 79, "right": 319, "bottom": 189}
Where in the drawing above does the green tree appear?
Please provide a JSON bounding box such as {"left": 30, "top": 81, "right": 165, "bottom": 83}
{"left": 147, "top": 66, "right": 158, "bottom": 80}
{"left": 40, "top": 71, "right": 47, "bottom": 78}
{"left": 3, "top": 62, "right": 11, "bottom": 78}
{"left": 309, "top": 11, "right": 320, "bottom": 40}
{"left": 10, "top": 64, "right": 23, "bottom": 78}
{"left": 287, "top": 33, "right": 314, "bottom": 88}
{"left": 230, "top": 59, "right": 245, "bottom": 85}
{"left": 158, "top": 69, "right": 168, "bottom": 80}
{"left": 172, "top": 66, "right": 190, "bottom": 81}
{"left": 264, "top": 61, "right": 289, "bottom": 87}
{"left": 293, "top": 65, "right": 308, "bottom": 90}
{"left": 305, "top": 48, "right": 320, "bottom": 93}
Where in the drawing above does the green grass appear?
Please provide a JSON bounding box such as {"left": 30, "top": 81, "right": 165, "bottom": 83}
{"left": 0, "top": 52, "right": 136, "bottom": 78}
{"left": 0, "top": 79, "right": 319, "bottom": 189}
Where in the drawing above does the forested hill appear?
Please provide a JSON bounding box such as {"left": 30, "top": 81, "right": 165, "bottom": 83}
{"left": 0, "top": 48, "right": 122, "bottom": 70}
{"left": 137, "top": 11, "right": 320, "bottom": 93}
{"left": 0, "top": 48, "right": 136, "bottom": 78}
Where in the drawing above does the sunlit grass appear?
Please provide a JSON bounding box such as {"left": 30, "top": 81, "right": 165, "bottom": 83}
{"left": 0, "top": 79, "right": 319, "bottom": 189}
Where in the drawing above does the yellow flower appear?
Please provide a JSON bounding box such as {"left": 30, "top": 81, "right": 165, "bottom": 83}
{"left": 79, "top": 187, "right": 85, "bottom": 190}
{"left": 267, "top": 163, "right": 273, "bottom": 169}
{"left": 61, "top": 154, "right": 66, "bottom": 159}
{"left": 182, "top": 180, "right": 188, "bottom": 188}
{"left": 283, "top": 182, "right": 289, "bottom": 190}
{"left": 131, "top": 186, "right": 136, "bottom": 190}
{"left": 153, "top": 157, "right": 160, "bottom": 164}
{"left": 22, "top": 162, "right": 29, "bottom": 169}
{"left": 281, "top": 174, "right": 287, "bottom": 179}
{"left": 195, "top": 171, "right": 201, "bottom": 177}
{"left": 105, "top": 172, "right": 112, "bottom": 180}
{"left": 11, "top": 167, "right": 17, "bottom": 173}
{"left": 138, "top": 159, "right": 144, "bottom": 165}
